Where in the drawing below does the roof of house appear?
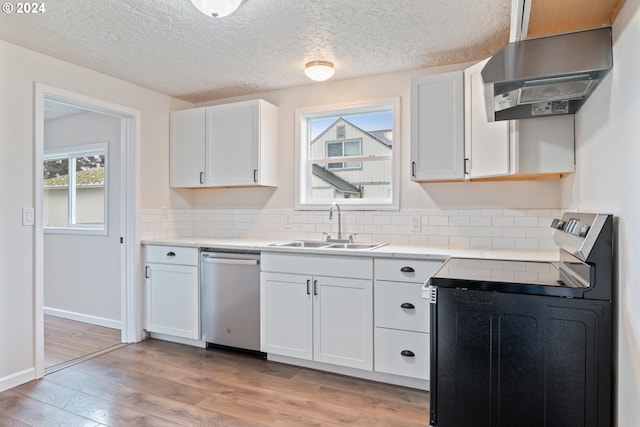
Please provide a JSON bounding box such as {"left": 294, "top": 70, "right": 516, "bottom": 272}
{"left": 312, "top": 164, "right": 361, "bottom": 195}
{"left": 43, "top": 168, "right": 105, "bottom": 188}
{"left": 311, "top": 117, "right": 392, "bottom": 148}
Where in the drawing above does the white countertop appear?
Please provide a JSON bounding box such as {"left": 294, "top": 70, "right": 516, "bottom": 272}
{"left": 141, "top": 237, "right": 559, "bottom": 262}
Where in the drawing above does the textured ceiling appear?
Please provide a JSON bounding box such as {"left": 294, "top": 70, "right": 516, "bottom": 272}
{"left": 0, "top": 0, "right": 512, "bottom": 103}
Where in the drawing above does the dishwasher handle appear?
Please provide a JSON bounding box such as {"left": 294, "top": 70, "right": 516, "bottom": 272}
{"left": 201, "top": 257, "right": 259, "bottom": 266}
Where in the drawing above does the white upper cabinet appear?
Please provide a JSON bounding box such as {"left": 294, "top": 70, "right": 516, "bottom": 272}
{"left": 464, "top": 58, "right": 575, "bottom": 179}
{"left": 170, "top": 107, "right": 207, "bottom": 187}
{"left": 410, "top": 70, "right": 465, "bottom": 181}
{"left": 410, "top": 61, "right": 575, "bottom": 182}
{"left": 464, "top": 59, "right": 511, "bottom": 179}
{"left": 170, "top": 99, "right": 279, "bottom": 188}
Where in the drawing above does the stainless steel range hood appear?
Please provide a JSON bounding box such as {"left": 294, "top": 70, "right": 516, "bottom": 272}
{"left": 482, "top": 27, "right": 612, "bottom": 121}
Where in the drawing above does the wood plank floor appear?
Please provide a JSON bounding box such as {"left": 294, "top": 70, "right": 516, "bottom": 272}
{"left": 44, "top": 315, "right": 122, "bottom": 369}
{"left": 1, "top": 339, "right": 430, "bottom": 426}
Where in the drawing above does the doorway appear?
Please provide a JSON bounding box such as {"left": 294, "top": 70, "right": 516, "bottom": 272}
{"left": 34, "top": 84, "right": 140, "bottom": 378}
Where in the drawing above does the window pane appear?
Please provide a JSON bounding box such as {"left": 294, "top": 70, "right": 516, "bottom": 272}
{"left": 344, "top": 140, "right": 361, "bottom": 156}
{"left": 311, "top": 158, "right": 392, "bottom": 200}
{"left": 43, "top": 147, "right": 107, "bottom": 231}
{"left": 43, "top": 158, "right": 69, "bottom": 227}
{"left": 300, "top": 100, "right": 396, "bottom": 206}
{"left": 74, "top": 155, "right": 105, "bottom": 225}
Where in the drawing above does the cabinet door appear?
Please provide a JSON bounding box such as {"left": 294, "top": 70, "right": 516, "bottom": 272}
{"left": 145, "top": 263, "right": 199, "bottom": 339}
{"left": 206, "top": 100, "right": 258, "bottom": 186}
{"left": 464, "top": 60, "right": 511, "bottom": 178}
{"left": 170, "top": 107, "right": 206, "bottom": 187}
{"left": 260, "top": 272, "right": 313, "bottom": 360}
{"left": 410, "top": 70, "right": 464, "bottom": 181}
{"left": 313, "top": 276, "right": 373, "bottom": 370}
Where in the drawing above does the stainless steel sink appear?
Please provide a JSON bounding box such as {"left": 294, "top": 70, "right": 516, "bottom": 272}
{"left": 326, "top": 243, "right": 387, "bottom": 250}
{"left": 269, "top": 241, "right": 331, "bottom": 248}
{"left": 269, "top": 241, "right": 387, "bottom": 250}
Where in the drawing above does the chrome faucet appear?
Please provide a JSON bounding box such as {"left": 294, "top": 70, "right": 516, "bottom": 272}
{"left": 329, "top": 202, "right": 343, "bottom": 240}
{"left": 326, "top": 202, "right": 354, "bottom": 243}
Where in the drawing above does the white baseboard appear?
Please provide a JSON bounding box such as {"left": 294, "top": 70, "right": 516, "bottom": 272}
{"left": 0, "top": 367, "right": 35, "bottom": 392}
{"left": 44, "top": 307, "right": 121, "bottom": 330}
{"left": 268, "top": 354, "right": 429, "bottom": 391}
{"left": 148, "top": 332, "right": 207, "bottom": 348}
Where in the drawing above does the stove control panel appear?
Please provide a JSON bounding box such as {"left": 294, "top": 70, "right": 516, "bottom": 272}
{"left": 551, "top": 217, "right": 590, "bottom": 237}
{"left": 551, "top": 213, "right": 611, "bottom": 262}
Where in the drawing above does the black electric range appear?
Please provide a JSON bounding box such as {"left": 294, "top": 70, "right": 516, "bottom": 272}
{"left": 425, "top": 212, "right": 614, "bottom": 427}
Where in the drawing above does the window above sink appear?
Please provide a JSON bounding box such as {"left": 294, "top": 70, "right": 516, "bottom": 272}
{"left": 295, "top": 98, "right": 400, "bottom": 210}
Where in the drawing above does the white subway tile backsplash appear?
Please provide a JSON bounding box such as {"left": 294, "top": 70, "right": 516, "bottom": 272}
{"left": 140, "top": 208, "right": 559, "bottom": 251}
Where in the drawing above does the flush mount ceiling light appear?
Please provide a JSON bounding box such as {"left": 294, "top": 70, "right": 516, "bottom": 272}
{"left": 190, "top": 0, "right": 241, "bottom": 18}
{"left": 304, "top": 60, "right": 335, "bottom": 82}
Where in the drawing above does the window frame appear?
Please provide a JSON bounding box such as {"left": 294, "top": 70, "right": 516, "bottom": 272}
{"left": 43, "top": 142, "right": 109, "bottom": 235}
{"left": 294, "top": 97, "right": 400, "bottom": 210}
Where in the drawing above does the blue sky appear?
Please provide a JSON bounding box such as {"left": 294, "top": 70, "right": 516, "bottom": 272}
{"left": 311, "top": 111, "right": 392, "bottom": 139}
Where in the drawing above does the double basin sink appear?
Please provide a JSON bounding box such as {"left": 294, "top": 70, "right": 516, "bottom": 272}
{"left": 269, "top": 241, "right": 387, "bottom": 251}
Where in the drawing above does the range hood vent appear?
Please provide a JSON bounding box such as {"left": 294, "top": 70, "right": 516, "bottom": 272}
{"left": 482, "top": 27, "right": 612, "bottom": 121}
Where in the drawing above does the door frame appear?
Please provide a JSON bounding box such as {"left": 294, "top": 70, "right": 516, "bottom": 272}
{"left": 34, "top": 83, "right": 142, "bottom": 378}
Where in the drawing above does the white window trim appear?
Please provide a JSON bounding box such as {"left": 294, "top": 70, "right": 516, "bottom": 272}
{"left": 43, "top": 142, "right": 109, "bottom": 235}
{"left": 294, "top": 97, "right": 400, "bottom": 210}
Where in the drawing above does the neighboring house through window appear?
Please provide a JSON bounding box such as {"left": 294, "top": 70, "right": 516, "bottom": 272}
{"left": 43, "top": 142, "right": 108, "bottom": 233}
{"left": 296, "top": 98, "right": 400, "bottom": 209}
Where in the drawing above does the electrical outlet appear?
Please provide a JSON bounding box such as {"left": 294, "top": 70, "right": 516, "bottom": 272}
{"left": 284, "top": 214, "right": 293, "bottom": 229}
{"left": 160, "top": 206, "right": 167, "bottom": 220}
{"left": 410, "top": 215, "right": 421, "bottom": 232}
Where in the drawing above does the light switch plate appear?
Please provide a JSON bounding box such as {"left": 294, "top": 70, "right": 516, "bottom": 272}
{"left": 22, "top": 207, "right": 35, "bottom": 226}
{"left": 160, "top": 206, "right": 167, "bottom": 220}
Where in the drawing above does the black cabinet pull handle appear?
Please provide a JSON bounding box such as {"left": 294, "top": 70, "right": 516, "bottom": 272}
{"left": 166, "top": 251, "right": 176, "bottom": 257}
{"left": 411, "top": 161, "right": 416, "bottom": 178}
{"left": 313, "top": 280, "right": 318, "bottom": 296}
{"left": 199, "top": 172, "right": 204, "bottom": 184}
{"left": 400, "top": 302, "right": 415, "bottom": 309}
{"left": 401, "top": 350, "right": 415, "bottom": 357}
{"left": 145, "top": 266, "right": 150, "bottom": 279}
{"left": 306, "top": 279, "right": 311, "bottom": 295}
{"left": 253, "top": 169, "right": 258, "bottom": 183}
{"left": 400, "top": 266, "right": 415, "bottom": 273}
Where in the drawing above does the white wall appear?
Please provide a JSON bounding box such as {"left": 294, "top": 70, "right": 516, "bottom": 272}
{"left": 562, "top": 1, "right": 640, "bottom": 425}
{"left": 43, "top": 111, "right": 122, "bottom": 325}
{"left": 0, "top": 40, "right": 189, "bottom": 390}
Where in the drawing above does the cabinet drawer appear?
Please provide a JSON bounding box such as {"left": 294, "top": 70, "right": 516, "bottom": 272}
{"left": 374, "top": 328, "right": 429, "bottom": 380}
{"left": 375, "top": 258, "right": 442, "bottom": 283}
{"left": 375, "top": 280, "right": 429, "bottom": 333}
{"left": 145, "top": 245, "right": 198, "bottom": 266}
{"left": 261, "top": 252, "right": 373, "bottom": 279}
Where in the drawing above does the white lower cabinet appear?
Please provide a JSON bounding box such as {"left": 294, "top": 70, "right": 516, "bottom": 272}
{"left": 374, "top": 258, "right": 442, "bottom": 383}
{"left": 144, "top": 245, "right": 199, "bottom": 340}
{"left": 374, "top": 328, "right": 430, "bottom": 379}
{"left": 260, "top": 253, "right": 373, "bottom": 371}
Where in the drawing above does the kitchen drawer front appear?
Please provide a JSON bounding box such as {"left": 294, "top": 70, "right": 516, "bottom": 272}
{"left": 374, "top": 328, "right": 429, "bottom": 380}
{"left": 375, "top": 280, "right": 429, "bottom": 333}
{"left": 374, "top": 258, "right": 442, "bottom": 283}
{"left": 145, "top": 245, "right": 199, "bottom": 266}
{"left": 261, "top": 252, "right": 373, "bottom": 279}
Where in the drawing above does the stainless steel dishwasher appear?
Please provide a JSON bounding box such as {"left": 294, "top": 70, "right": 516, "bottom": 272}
{"left": 200, "top": 250, "right": 261, "bottom": 353}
